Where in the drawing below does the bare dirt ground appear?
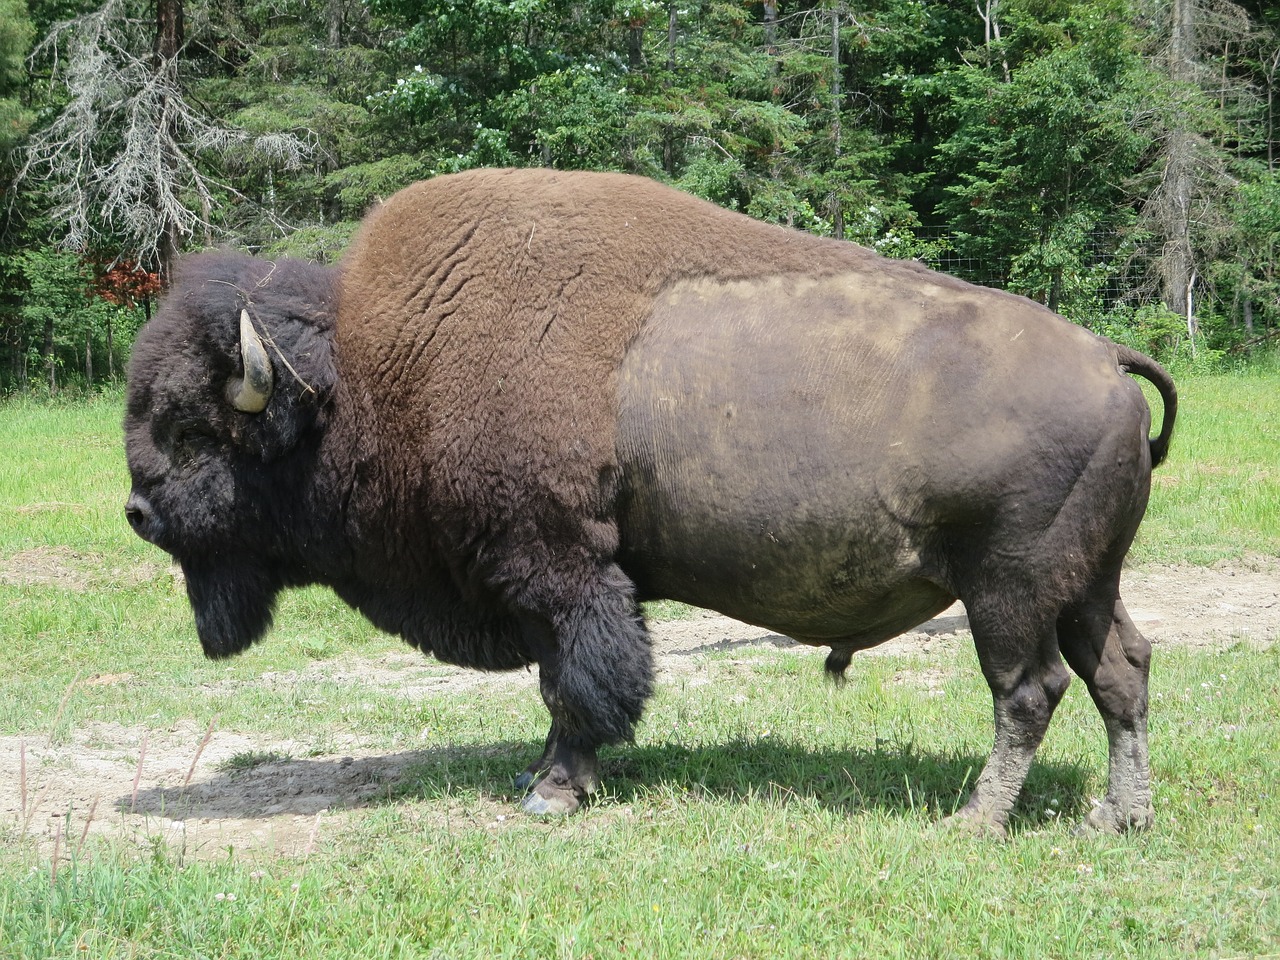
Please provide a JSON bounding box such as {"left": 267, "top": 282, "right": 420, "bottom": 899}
{"left": 2, "top": 561, "right": 1276, "bottom": 860}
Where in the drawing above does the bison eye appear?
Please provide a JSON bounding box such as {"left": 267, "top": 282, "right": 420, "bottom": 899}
{"left": 156, "top": 418, "right": 218, "bottom": 469}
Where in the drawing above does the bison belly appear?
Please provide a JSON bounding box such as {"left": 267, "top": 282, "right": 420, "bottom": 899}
{"left": 613, "top": 273, "right": 1142, "bottom": 649}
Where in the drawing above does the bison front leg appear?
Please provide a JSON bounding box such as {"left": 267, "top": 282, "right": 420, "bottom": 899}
{"left": 516, "top": 570, "right": 653, "bottom": 816}
{"left": 946, "top": 607, "right": 1072, "bottom": 838}
{"left": 514, "top": 720, "right": 561, "bottom": 793}
{"left": 519, "top": 732, "right": 602, "bottom": 816}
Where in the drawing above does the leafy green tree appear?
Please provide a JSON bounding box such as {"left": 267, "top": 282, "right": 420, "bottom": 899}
{"left": 7, "top": 244, "right": 123, "bottom": 392}
{"left": 189, "top": 0, "right": 424, "bottom": 259}
{"left": 368, "top": 0, "right": 624, "bottom": 170}
{"left": 1212, "top": 169, "right": 1280, "bottom": 342}
{"left": 928, "top": 0, "right": 1152, "bottom": 314}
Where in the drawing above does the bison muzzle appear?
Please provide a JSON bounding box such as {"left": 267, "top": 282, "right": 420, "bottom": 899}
{"left": 124, "top": 168, "right": 1176, "bottom": 836}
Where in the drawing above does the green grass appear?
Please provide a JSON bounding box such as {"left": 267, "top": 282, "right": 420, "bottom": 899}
{"left": 0, "top": 375, "right": 1278, "bottom": 958}
{"left": 1, "top": 644, "right": 1277, "bottom": 958}
{"left": 1132, "top": 369, "right": 1280, "bottom": 564}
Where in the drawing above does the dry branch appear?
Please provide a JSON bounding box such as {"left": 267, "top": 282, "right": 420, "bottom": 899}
{"left": 16, "top": 0, "right": 308, "bottom": 274}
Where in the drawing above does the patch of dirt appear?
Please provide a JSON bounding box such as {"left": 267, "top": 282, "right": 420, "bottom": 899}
{"left": 2, "top": 561, "right": 1276, "bottom": 861}
{"left": 0, "top": 546, "right": 95, "bottom": 591}
{"left": 0, "top": 545, "right": 168, "bottom": 592}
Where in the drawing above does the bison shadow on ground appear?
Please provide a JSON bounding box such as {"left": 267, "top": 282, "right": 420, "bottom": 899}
{"left": 122, "top": 737, "right": 1089, "bottom": 835}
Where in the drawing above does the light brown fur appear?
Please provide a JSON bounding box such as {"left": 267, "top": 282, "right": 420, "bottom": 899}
{"left": 338, "top": 168, "right": 979, "bottom": 609}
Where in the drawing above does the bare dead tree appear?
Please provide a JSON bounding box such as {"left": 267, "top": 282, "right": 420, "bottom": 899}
{"left": 15, "top": 0, "right": 308, "bottom": 282}
{"left": 975, "top": 0, "right": 1011, "bottom": 83}
{"left": 1136, "top": 0, "right": 1253, "bottom": 330}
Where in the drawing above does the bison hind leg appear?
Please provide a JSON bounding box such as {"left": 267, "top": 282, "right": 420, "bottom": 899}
{"left": 1057, "top": 587, "right": 1154, "bottom": 834}
{"left": 945, "top": 591, "right": 1073, "bottom": 838}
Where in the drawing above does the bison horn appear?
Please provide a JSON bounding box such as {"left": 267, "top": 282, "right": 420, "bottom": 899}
{"left": 228, "top": 309, "right": 274, "bottom": 413}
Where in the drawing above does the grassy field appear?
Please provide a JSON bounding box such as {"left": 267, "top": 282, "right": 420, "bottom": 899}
{"left": 1133, "top": 366, "right": 1280, "bottom": 564}
{"left": 0, "top": 374, "right": 1278, "bottom": 958}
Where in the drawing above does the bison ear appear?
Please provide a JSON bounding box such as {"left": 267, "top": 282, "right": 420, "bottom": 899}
{"left": 227, "top": 310, "right": 275, "bottom": 414}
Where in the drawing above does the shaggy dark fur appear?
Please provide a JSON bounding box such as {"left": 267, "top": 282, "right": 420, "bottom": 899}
{"left": 125, "top": 252, "right": 539, "bottom": 671}
{"left": 126, "top": 168, "right": 1177, "bottom": 830}
{"left": 125, "top": 254, "right": 339, "bottom": 657}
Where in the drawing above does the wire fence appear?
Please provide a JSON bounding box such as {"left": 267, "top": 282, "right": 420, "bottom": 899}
{"left": 905, "top": 226, "right": 1154, "bottom": 316}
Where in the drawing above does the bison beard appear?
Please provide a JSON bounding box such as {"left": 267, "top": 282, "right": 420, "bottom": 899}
{"left": 124, "top": 167, "right": 1176, "bottom": 834}
{"left": 183, "top": 558, "right": 282, "bottom": 660}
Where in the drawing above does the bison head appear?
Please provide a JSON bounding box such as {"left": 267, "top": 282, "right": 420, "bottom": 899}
{"left": 124, "top": 253, "right": 340, "bottom": 658}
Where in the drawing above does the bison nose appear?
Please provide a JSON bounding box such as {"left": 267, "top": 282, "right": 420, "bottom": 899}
{"left": 125, "top": 492, "right": 160, "bottom": 542}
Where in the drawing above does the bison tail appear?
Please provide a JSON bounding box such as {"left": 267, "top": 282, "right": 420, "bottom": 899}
{"left": 1114, "top": 343, "right": 1177, "bottom": 469}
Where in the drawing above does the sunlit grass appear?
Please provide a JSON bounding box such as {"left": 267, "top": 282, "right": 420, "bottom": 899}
{"left": 0, "top": 374, "right": 1278, "bottom": 958}
{"left": 1133, "top": 371, "right": 1280, "bottom": 564}
{"left": 0, "top": 642, "right": 1275, "bottom": 959}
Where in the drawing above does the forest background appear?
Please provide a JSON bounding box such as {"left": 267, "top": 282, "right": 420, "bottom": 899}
{"left": 0, "top": 0, "right": 1277, "bottom": 394}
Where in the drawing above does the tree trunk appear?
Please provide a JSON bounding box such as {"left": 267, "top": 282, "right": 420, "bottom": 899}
{"left": 154, "top": 0, "right": 184, "bottom": 285}
{"left": 830, "top": 9, "right": 844, "bottom": 241}
{"left": 1267, "top": 45, "right": 1279, "bottom": 173}
{"left": 1160, "top": 129, "right": 1195, "bottom": 317}
{"left": 153, "top": 0, "right": 183, "bottom": 79}
{"left": 1185, "top": 268, "right": 1198, "bottom": 357}
{"left": 85, "top": 329, "right": 93, "bottom": 385}
{"left": 327, "top": 0, "right": 342, "bottom": 47}
{"left": 763, "top": 1, "right": 778, "bottom": 63}
{"left": 627, "top": 17, "right": 644, "bottom": 72}
{"left": 663, "top": 5, "right": 677, "bottom": 177}
{"left": 106, "top": 312, "right": 115, "bottom": 380}
{"left": 1160, "top": 0, "right": 1196, "bottom": 318}
{"left": 976, "top": 0, "right": 1011, "bottom": 83}
{"left": 326, "top": 0, "right": 344, "bottom": 94}
{"left": 42, "top": 315, "right": 54, "bottom": 394}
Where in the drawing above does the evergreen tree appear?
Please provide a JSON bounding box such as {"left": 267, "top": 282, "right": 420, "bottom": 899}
{"left": 0, "top": 0, "right": 35, "bottom": 157}
{"left": 928, "top": 0, "right": 1153, "bottom": 315}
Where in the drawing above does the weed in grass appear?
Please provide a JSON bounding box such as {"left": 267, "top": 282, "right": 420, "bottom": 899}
{"left": 129, "top": 731, "right": 148, "bottom": 814}
{"left": 299, "top": 638, "right": 338, "bottom": 661}
{"left": 181, "top": 717, "right": 217, "bottom": 791}
{"left": 44, "top": 674, "right": 83, "bottom": 747}
{"left": 218, "top": 750, "right": 293, "bottom": 774}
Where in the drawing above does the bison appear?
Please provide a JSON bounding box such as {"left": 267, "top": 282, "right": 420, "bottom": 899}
{"left": 124, "top": 168, "right": 1175, "bottom": 836}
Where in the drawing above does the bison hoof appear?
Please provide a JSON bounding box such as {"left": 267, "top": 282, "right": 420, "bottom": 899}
{"left": 520, "top": 787, "right": 582, "bottom": 817}
{"left": 1073, "top": 801, "right": 1154, "bottom": 836}
{"left": 513, "top": 770, "right": 536, "bottom": 792}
